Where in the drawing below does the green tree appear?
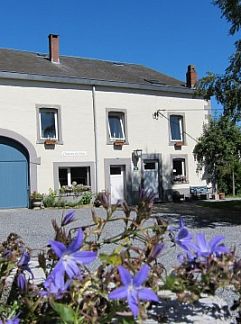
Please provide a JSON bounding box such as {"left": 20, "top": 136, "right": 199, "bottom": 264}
{"left": 197, "top": 0, "right": 241, "bottom": 119}
{"left": 193, "top": 116, "right": 241, "bottom": 194}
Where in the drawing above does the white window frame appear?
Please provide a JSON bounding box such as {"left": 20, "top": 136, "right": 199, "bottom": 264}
{"left": 36, "top": 104, "right": 63, "bottom": 145}
{"left": 108, "top": 112, "right": 126, "bottom": 141}
{"left": 39, "top": 108, "right": 59, "bottom": 140}
{"left": 172, "top": 157, "right": 188, "bottom": 183}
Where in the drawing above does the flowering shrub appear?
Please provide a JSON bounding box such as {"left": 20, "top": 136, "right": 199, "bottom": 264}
{"left": 0, "top": 191, "right": 241, "bottom": 323}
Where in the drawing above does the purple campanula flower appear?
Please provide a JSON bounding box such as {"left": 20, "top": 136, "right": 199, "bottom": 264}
{"left": 41, "top": 269, "right": 71, "bottom": 299}
{"left": 167, "top": 216, "right": 185, "bottom": 232}
{"left": 148, "top": 243, "right": 165, "bottom": 262}
{"left": 175, "top": 227, "right": 195, "bottom": 251}
{"left": 169, "top": 217, "right": 195, "bottom": 252}
{"left": 194, "top": 233, "right": 229, "bottom": 258}
{"left": 0, "top": 315, "right": 20, "bottom": 324}
{"left": 49, "top": 228, "right": 97, "bottom": 279}
{"left": 16, "top": 251, "right": 33, "bottom": 292}
{"left": 109, "top": 264, "right": 159, "bottom": 318}
{"left": 18, "top": 251, "right": 33, "bottom": 276}
{"left": 17, "top": 272, "right": 27, "bottom": 291}
{"left": 61, "top": 210, "right": 75, "bottom": 226}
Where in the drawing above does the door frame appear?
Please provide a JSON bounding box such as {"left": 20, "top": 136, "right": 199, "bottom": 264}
{"left": 104, "top": 158, "right": 132, "bottom": 204}
{"left": 0, "top": 129, "right": 40, "bottom": 195}
{"left": 141, "top": 153, "right": 162, "bottom": 202}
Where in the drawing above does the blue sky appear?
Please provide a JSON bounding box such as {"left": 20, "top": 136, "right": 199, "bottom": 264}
{"left": 0, "top": 0, "right": 237, "bottom": 111}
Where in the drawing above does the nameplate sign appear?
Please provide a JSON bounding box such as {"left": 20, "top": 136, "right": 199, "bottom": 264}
{"left": 62, "top": 151, "right": 87, "bottom": 157}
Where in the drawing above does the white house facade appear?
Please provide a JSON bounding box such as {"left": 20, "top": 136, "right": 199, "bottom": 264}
{"left": 0, "top": 35, "right": 209, "bottom": 208}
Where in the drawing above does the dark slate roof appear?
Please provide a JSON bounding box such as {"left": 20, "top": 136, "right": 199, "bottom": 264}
{"left": 0, "top": 48, "right": 186, "bottom": 90}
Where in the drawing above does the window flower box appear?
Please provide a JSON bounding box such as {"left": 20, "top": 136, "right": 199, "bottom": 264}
{"left": 44, "top": 139, "right": 57, "bottom": 145}
{"left": 174, "top": 141, "right": 183, "bottom": 147}
{"left": 172, "top": 175, "right": 188, "bottom": 184}
{"left": 113, "top": 140, "right": 125, "bottom": 146}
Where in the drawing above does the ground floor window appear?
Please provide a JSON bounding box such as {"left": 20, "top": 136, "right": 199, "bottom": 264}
{"left": 172, "top": 158, "right": 187, "bottom": 183}
{"left": 58, "top": 167, "right": 90, "bottom": 187}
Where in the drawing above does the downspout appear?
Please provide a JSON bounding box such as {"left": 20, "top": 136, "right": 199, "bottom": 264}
{"left": 92, "top": 85, "right": 99, "bottom": 193}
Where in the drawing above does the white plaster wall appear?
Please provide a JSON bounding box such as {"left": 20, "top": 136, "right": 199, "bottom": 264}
{"left": 0, "top": 80, "right": 208, "bottom": 196}
{"left": 0, "top": 82, "right": 95, "bottom": 192}
{"left": 94, "top": 89, "right": 208, "bottom": 191}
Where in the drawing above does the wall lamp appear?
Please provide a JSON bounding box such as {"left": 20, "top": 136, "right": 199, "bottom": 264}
{"left": 132, "top": 149, "right": 143, "bottom": 170}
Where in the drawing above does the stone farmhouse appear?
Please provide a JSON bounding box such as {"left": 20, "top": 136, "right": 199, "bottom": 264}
{"left": 0, "top": 34, "right": 209, "bottom": 208}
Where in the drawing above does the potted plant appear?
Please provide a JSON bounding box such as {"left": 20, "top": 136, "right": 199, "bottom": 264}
{"left": 30, "top": 191, "right": 43, "bottom": 208}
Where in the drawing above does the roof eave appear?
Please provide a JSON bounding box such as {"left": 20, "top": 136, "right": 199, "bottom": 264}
{"left": 0, "top": 71, "right": 195, "bottom": 95}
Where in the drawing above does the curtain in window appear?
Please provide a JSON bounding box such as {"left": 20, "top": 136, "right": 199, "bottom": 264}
{"left": 108, "top": 115, "right": 124, "bottom": 139}
{"left": 170, "top": 115, "right": 182, "bottom": 141}
{"left": 41, "top": 111, "right": 56, "bottom": 139}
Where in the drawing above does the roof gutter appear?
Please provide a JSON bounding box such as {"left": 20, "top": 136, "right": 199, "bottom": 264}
{"left": 0, "top": 71, "right": 195, "bottom": 96}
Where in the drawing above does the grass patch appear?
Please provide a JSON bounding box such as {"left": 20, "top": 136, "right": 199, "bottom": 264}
{"left": 198, "top": 200, "right": 241, "bottom": 211}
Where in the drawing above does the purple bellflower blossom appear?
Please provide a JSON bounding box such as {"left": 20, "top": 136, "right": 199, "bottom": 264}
{"left": 16, "top": 251, "right": 33, "bottom": 291}
{"left": 193, "top": 233, "right": 229, "bottom": 258}
{"left": 109, "top": 264, "right": 159, "bottom": 318}
{"left": 61, "top": 210, "right": 76, "bottom": 226}
{"left": 147, "top": 243, "right": 165, "bottom": 262}
{"left": 17, "top": 272, "right": 27, "bottom": 292}
{"left": 41, "top": 269, "right": 72, "bottom": 299}
{"left": 175, "top": 227, "right": 195, "bottom": 251}
{"left": 0, "top": 316, "right": 20, "bottom": 324}
{"left": 49, "top": 228, "right": 97, "bottom": 279}
{"left": 168, "top": 217, "right": 195, "bottom": 251}
{"left": 167, "top": 216, "right": 185, "bottom": 232}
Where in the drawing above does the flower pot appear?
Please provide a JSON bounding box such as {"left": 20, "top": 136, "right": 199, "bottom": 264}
{"left": 218, "top": 192, "right": 225, "bottom": 200}
{"left": 31, "top": 198, "right": 43, "bottom": 209}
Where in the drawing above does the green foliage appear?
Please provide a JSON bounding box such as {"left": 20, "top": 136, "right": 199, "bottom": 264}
{"left": 43, "top": 188, "right": 57, "bottom": 207}
{"left": 30, "top": 191, "right": 43, "bottom": 200}
{"left": 51, "top": 302, "right": 77, "bottom": 323}
{"left": 213, "top": 0, "right": 241, "bottom": 35}
{"left": 79, "top": 191, "right": 92, "bottom": 205}
{"left": 197, "top": 1, "right": 241, "bottom": 119}
{"left": 193, "top": 116, "right": 241, "bottom": 193}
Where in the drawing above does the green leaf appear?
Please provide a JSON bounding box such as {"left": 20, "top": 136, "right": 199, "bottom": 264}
{"left": 51, "top": 302, "right": 76, "bottom": 323}
{"left": 99, "top": 252, "right": 122, "bottom": 266}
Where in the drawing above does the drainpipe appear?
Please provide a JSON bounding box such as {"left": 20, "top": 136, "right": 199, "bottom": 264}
{"left": 92, "top": 85, "right": 99, "bottom": 193}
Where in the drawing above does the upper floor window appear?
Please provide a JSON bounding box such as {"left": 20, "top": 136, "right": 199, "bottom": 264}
{"left": 36, "top": 105, "right": 63, "bottom": 144}
{"left": 39, "top": 109, "right": 58, "bottom": 140}
{"left": 170, "top": 115, "right": 184, "bottom": 142}
{"left": 108, "top": 112, "right": 125, "bottom": 141}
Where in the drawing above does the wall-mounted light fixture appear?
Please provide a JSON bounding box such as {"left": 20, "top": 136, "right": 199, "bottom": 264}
{"left": 132, "top": 149, "right": 142, "bottom": 170}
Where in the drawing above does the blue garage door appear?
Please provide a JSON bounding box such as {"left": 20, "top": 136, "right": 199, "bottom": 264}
{"left": 0, "top": 137, "right": 29, "bottom": 208}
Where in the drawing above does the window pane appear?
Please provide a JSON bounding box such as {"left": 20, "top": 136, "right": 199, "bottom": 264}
{"left": 173, "top": 159, "right": 185, "bottom": 176}
{"left": 40, "top": 110, "right": 57, "bottom": 139}
{"left": 59, "top": 168, "right": 68, "bottom": 186}
{"left": 71, "top": 167, "right": 90, "bottom": 185}
{"left": 170, "top": 115, "right": 182, "bottom": 141}
{"left": 108, "top": 115, "right": 124, "bottom": 139}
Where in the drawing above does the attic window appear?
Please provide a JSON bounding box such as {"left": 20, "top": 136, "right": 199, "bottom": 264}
{"left": 144, "top": 79, "right": 166, "bottom": 85}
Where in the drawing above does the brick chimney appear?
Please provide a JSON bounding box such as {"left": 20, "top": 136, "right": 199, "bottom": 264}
{"left": 48, "top": 34, "right": 60, "bottom": 64}
{"left": 186, "top": 64, "right": 197, "bottom": 88}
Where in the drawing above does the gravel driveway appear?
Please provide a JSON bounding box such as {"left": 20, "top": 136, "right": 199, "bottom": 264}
{"left": 0, "top": 202, "right": 240, "bottom": 266}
